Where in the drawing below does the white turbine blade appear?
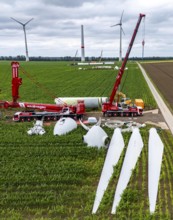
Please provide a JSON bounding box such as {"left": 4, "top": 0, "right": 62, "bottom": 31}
{"left": 25, "top": 18, "right": 34, "bottom": 25}
{"left": 11, "top": 17, "right": 24, "bottom": 25}
{"left": 92, "top": 128, "right": 124, "bottom": 214}
{"left": 121, "top": 27, "right": 125, "bottom": 35}
{"left": 111, "top": 23, "right": 120, "bottom": 27}
{"left": 75, "top": 49, "right": 78, "bottom": 57}
{"left": 79, "top": 119, "right": 90, "bottom": 131}
{"left": 120, "top": 10, "right": 124, "bottom": 24}
{"left": 148, "top": 128, "right": 164, "bottom": 214}
{"left": 95, "top": 117, "right": 102, "bottom": 126}
{"left": 111, "top": 128, "right": 143, "bottom": 214}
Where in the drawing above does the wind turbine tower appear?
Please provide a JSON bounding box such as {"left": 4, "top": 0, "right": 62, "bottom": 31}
{"left": 81, "top": 25, "right": 85, "bottom": 62}
{"left": 111, "top": 11, "right": 125, "bottom": 62}
{"left": 11, "top": 17, "right": 33, "bottom": 62}
{"left": 142, "top": 17, "right": 145, "bottom": 60}
{"left": 142, "top": 40, "right": 145, "bottom": 60}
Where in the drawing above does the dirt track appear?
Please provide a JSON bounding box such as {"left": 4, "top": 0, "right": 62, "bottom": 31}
{"left": 141, "top": 62, "right": 173, "bottom": 110}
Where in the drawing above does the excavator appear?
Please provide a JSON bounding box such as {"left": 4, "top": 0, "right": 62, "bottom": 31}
{"left": 102, "top": 13, "right": 145, "bottom": 117}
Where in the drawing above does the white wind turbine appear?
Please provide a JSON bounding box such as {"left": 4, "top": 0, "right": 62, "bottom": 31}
{"left": 11, "top": 17, "right": 33, "bottom": 62}
{"left": 111, "top": 11, "right": 125, "bottom": 62}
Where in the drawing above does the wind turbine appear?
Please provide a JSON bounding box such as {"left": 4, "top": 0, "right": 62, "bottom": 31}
{"left": 111, "top": 11, "right": 125, "bottom": 62}
{"left": 99, "top": 50, "right": 103, "bottom": 62}
{"left": 142, "top": 16, "right": 145, "bottom": 60}
{"left": 81, "top": 25, "right": 85, "bottom": 62}
{"left": 11, "top": 17, "right": 33, "bottom": 62}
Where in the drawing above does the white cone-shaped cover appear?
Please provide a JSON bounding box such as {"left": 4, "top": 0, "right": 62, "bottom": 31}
{"left": 83, "top": 126, "right": 108, "bottom": 148}
{"left": 148, "top": 128, "right": 164, "bottom": 214}
{"left": 111, "top": 128, "right": 144, "bottom": 214}
{"left": 53, "top": 117, "right": 77, "bottom": 135}
{"left": 92, "top": 128, "right": 124, "bottom": 213}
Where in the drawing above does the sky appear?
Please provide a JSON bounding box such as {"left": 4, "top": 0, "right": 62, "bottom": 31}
{"left": 0, "top": 0, "right": 173, "bottom": 58}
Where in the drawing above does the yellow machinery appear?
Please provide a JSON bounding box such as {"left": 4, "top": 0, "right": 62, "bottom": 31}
{"left": 116, "top": 92, "right": 144, "bottom": 109}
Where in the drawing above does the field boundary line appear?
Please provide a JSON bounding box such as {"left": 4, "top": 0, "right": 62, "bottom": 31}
{"left": 138, "top": 62, "right": 173, "bottom": 135}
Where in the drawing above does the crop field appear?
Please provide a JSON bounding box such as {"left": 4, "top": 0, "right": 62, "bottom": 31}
{"left": 0, "top": 61, "right": 156, "bottom": 108}
{"left": 142, "top": 62, "right": 173, "bottom": 111}
{"left": 0, "top": 61, "right": 173, "bottom": 219}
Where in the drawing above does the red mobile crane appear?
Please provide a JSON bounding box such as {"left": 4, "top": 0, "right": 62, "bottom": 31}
{"left": 102, "top": 13, "right": 145, "bottom": 117}
{"left": 1, "top": 62, "right": 85, "bottom": 121}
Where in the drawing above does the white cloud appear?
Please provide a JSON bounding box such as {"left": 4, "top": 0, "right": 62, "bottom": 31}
{"left": 0, "top": 0, "right": 173, "bottom": 57}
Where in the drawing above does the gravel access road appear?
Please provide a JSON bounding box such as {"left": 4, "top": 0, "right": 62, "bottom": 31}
{"left": 138, "top": 62, "right": 173, "bottom": 135}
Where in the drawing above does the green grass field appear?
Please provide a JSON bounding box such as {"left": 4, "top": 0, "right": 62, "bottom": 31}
{"left": 1, "top": 61, "right": 173, "bottom": 219}
{"left": 0, "top": 61, "right": 156, "bottom": 108}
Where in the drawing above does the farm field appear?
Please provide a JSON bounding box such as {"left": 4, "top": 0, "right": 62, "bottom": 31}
{"left": 0, "top": 61, "right": 156, "bottom": 109}
{"left": 141, "top": 62, "right": 173, "bottom": 112}
{"left": 0, "top": 61, "right": 173, "bottom": 219}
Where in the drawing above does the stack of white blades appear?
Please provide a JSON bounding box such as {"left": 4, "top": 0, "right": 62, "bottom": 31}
{"left": 92, "top": 127, "right": 164, "bottom": 215}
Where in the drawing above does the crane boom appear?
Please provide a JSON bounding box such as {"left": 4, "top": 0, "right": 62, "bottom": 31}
{"left": 109, "top": 13, "right": 145, "bottom": 105}
{"left": 1, "top": 62, "right": 85, "bottom": 121}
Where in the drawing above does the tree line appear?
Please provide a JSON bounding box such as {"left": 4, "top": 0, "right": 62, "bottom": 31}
{"left": 0, "top": 55, "right": 173, "bottom": 61}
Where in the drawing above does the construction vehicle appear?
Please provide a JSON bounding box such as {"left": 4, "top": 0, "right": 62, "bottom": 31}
{"left": 102, "top": 13, "right": 145, "bottom": 117}
{"left": 1, "top": 62, "right": 85, "bottom": 121}
{"left": 117, "top": 92, "right": 144, "bottom": 109}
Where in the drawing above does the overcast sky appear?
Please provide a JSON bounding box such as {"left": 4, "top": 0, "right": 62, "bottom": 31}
{"left": 0, "top": 0, "right": 173, "bottom": 58}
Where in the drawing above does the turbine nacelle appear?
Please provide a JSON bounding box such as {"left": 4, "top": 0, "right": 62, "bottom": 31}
{"left": 54, "top": 117, "right": 77, "bottom": 136}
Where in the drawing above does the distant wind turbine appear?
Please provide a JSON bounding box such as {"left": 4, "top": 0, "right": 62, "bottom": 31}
{"left": 73, "top": 49, "right": 78, "bottom": 62}
{"left": 111, "top": 11, "right": 125, "bottom": 62}
{"left": 11, "top": 17, "right": 33, "bottom": 62}
{"left": 81, "top": 24, "right": 85, "bottom": 62}
{"left": 99, "top": 50, "right": 103, "bottom": 62}
{"left": 142, "top": 17, "right": 145, "bottom": 60}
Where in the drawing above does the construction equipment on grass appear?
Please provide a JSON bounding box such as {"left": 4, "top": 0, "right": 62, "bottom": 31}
{"left": 0, "top": 62, "right": 85, "bottom": 122}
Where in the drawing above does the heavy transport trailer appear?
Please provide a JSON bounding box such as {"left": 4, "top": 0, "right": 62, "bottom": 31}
{"left": 13, "top": 109, "right": 84, "bottom": 122}
{"left": 102, "top": 13, "right": 145, "bottom": 117}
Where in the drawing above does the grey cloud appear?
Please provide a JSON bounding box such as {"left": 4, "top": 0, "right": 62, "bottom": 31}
{"left": 0, "top": 0, "right": 173, "bottom": 57}
{"left": 42, "top": 0, "right": 100, "bottom": 8}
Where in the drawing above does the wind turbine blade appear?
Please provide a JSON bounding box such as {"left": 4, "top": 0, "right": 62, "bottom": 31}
{"left": 120, "top": 10, "right": 124, "bottom": 24}
{"left": 75, "top": 50, "right": 78, "bottom": 57}
{"left": 24, "top": 18, "right": 34, "bottom": 25}
{"left": 111, "top": 23, "right": 120, "bottom": 27}
{"left": 121, "top": 27, "right": 125, "bottom": 35}
{"left": 148, "top": 128, "right": 164, "bottom": 214}
{"left": 95, "top": 117, "right": 102, "bottom": 126}
{"left": 111, "top": 128, "right": 144, "bottom": 214}
{"left": 79, "top": 119, "right": 90, "bottom": 131}
{"left": 11, "top": 17, "right": 24, "bottom": 25}
{"left": 92, "top": 128, "right": 124, "bottom": 214}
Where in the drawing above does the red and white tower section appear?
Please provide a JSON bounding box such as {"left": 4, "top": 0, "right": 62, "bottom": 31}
{"left": 81, "top": 25, "right": 85, "bottom": 62}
